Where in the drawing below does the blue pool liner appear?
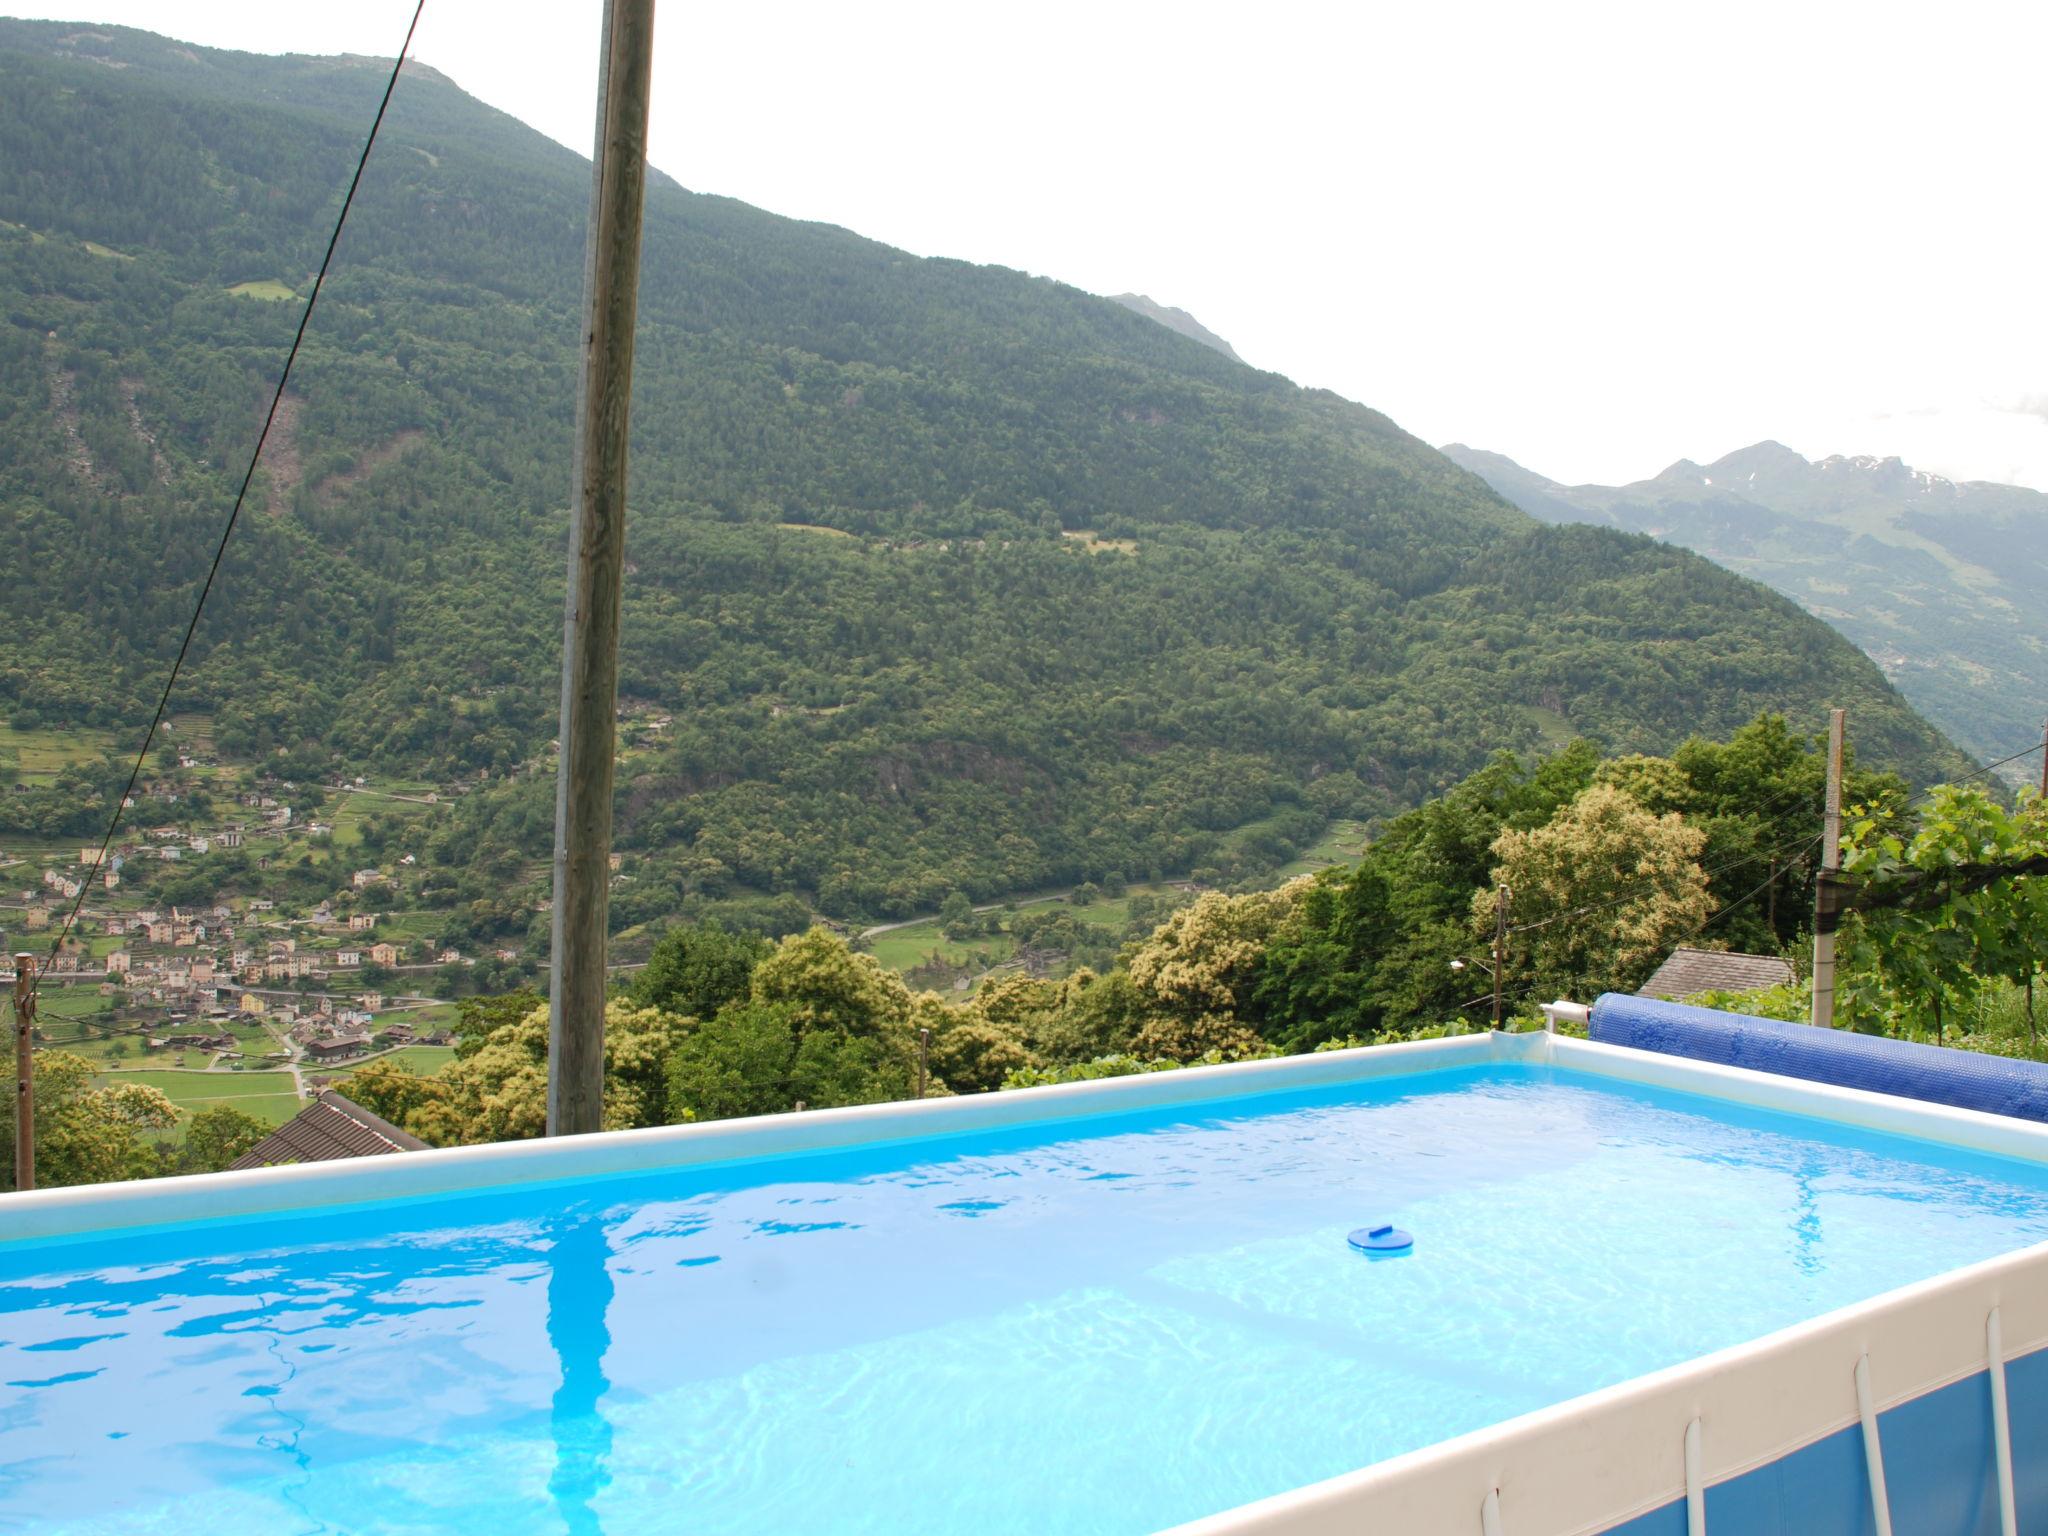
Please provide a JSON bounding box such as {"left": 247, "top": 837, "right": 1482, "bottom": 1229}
{"left": 1592, "top": 993, "right": 2048, "bottom": 1125}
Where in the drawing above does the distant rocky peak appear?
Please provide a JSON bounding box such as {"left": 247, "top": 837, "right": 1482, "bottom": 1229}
{"left": 1816, "top": 453, "right": 1938, "bottom": 494}
{"left": 1108, "top": 293, "right": 1243, "bottom": 363}
{"left": 1651, "top": 457, "right": 1710, "bottom": 485}
{"left": 1707, "top": 440, "right": 1809, "bottom": 479}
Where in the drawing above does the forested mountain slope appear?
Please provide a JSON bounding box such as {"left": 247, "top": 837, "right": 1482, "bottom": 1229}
{"left": 0, "top": 20, "right": 1966, "bottom": 925}
{"left": 1444, "top": 441, "right": 2048, "bottom": 772}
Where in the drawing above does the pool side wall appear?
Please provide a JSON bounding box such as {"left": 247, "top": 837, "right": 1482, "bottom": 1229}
{"left": 0, "top": 1029, "right": 1519, "bottom": 1246}
{"left": 1162, "top": 1031, "right": 2048, "bottom": 1536}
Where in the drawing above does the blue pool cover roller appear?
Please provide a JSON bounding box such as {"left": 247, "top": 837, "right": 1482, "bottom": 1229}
{"left": 1592, "top": 993, "right": 2048, "bottom": 1124}
{"left": 1348, "top": 1224, "right": 1414, "bottom": 1254}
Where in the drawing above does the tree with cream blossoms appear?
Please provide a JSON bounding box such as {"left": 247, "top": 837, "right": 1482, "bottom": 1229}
{"left": 1479, "top": 783, "right": 1712, "bottom": 1003}
{"left": 1126, "top": 881, "right": 1309, "bottom": 1041}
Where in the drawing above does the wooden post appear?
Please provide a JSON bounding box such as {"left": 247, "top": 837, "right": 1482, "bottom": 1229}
{"left": 1491, "top": 885, "right": 1510, "bottom": 1030}
{"left": 547, "top": 0, "right": 657, "bottom": 1138}
{"left": 2039, "top": 716, "right": 2046, "bottom": 800}
{"left": 13, "top": 953, "right": 35, "bottom": 1192}
{"left": 1811, "top": 709, "right": 1846, "bottom": 1030}
{"left": 916, "top": 1027, "right": 930, "bottom": 1099}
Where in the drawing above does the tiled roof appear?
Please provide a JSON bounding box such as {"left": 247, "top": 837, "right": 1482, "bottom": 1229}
{"left": 228, "top": 1090, "right": 428, "bottom": 1170}
{"left": 1637, "top": 946, "right": 1796, "bottom": 1002}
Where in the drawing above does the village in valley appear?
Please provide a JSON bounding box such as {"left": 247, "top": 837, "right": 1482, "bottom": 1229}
{"left": 2, "top": 716, "right": 496, "bottom": 1133}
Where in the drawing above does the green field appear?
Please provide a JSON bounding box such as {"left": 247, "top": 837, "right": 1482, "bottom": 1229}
{"left": 322, "top": 1043, "right": 454, "bottom": 1082}
{"left": 1059, "top": 529, "right": 1138, "bottom": 554}
{"left": 1277, "top": 818, "right": 1370, "bottom": 878}
{"left": 376, "top": 909, "right": 448, "bottom": 938}
{"left": 325, "top": 786, "right": 442, "bottom": 855}
{"left": 867, "top": 925, "right": 1016, "bottom": 978}
{"left": 226, "top": 278, "right": 295, "bottom": 300}
{"left": 0, "top": 722, "right": 121, "bottom": 781}
{"left": 96, "top": 1068, "right": 303, "bottom": 1126}
{"left": 1058, "top": 881, "right": 1185, "bottom": 932}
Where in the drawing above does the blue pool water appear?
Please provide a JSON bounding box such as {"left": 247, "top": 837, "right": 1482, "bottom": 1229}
{"left": 6, "top": 1062, "right": 2048, "bottom": 1535}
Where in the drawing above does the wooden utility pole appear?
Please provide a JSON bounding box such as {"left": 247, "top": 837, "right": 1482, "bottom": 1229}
{"left": 14, "top": 954, "right": 35, "bottom": 1192}
{"left": 2039, "top": 716, "right": 2046, "bottom": 800}
{"left": 1491, "top": 885, "right": 1510, "bottom": 1030}
{"left": 547, "top": 0, "right": 658, "bottom": 1138}
{"left": 1811, "top": 709, "right": 1846, "bottom": 1030}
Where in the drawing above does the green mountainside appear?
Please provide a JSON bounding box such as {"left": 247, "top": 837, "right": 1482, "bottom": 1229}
{"left": 0, "top": 20, "right": 1968, "bottom": 933}
{"left": 1443, "top": 441, "right": 2048, "bottom": 773}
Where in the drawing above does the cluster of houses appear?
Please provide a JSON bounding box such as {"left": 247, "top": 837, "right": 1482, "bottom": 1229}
{"left": 8, "top": 846, "right": 472, "bottom": 1034}
{"left": 0, "top": 767, "right": 487, "bottom": 1069}
{"left": 78, "top": 907, "right": 422, "bottom": 1009}
{"left": 137, "top": 995, "right": 453, "bottom": 1066}
{"left": 289, "top": 1012, "right": 451, "bottom": 1067}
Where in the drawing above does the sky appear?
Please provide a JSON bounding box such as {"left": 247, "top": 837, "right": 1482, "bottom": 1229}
{"left": 18, "top": 0, "right": 2048, "bottom": 490}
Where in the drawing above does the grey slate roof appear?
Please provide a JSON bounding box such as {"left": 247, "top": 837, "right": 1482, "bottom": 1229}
{"left": 228, "top": 1089, "right": 428, "bottom": 1170}
{"left": 1637, "top": 946, "right": 1796, "bottom": 1002}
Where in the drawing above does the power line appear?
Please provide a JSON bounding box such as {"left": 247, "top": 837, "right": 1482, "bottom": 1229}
{"left": 1508, "top": 823, "right": 1836, "bottom": 937}
{"left": 1682, "top": 834, "right": 1825, "bottom": 943}
{"left": 31, "top": 1, "right": 426, "bottom": 1002}
{"left": 1907, "top": 741, "right": 2044, "bottom": 805}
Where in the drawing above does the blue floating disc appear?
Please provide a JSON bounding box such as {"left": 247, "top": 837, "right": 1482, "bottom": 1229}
{"left": 1348, "top": 1224, "right": 1414, "bottom": 1254}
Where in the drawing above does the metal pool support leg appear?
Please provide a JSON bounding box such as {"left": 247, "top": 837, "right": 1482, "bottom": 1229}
{"left": 1989, "top": 1308, "right": 2018, "bottom": 1536}
{"left": 1855, "top": 1353, "right": 1895, "bottom": 1536}
{"left": 1480, "top": 1486, "right": 1505, "bottom": 1536}
{"left": 1685, "top": 1417, "right": 1706, "bottom": 1536}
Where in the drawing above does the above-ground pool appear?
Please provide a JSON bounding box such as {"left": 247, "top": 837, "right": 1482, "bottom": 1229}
{"left": 7, "top": 1040, "right": 2048, "bottom": 1535}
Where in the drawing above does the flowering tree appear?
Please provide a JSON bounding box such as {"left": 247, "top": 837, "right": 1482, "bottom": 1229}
{"left": 1480, "top": 783, "right": 1713, "bottom": 1002}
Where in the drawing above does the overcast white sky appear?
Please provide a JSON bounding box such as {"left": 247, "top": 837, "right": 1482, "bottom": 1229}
{"left": 19, "top": 1, "right": 2048, "bottom": 489}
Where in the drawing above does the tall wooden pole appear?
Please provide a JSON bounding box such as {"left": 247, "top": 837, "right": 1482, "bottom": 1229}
{"left": 2038, "top": 716, "right": 2046, "bottom": 800}
{"left": 1811, "top": 709, "right": 1846, "bottom": 1030}
{"left": 14, "top": 954, "right": 36, "bottom": 1192}
{"left": 548, "top": 0, "right": 657, "bottom": 1138}
{"left": 1491, "top": 885, "right": 1510, "bottom": 1030}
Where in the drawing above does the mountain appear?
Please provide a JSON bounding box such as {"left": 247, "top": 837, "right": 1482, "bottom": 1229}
{"left": 1107, "top": 294, "right": 1243, "bottom": 362}
{"left": 0, "top": 21, "right": 1968, "bottom": 939}
{"left": 1443, "top": 441, "right": 2048, "bottom": 771}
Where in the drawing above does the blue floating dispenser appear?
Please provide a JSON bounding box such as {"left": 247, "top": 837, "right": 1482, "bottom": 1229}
{"left": 1348, "top": 1223, "right": 1414, "bottom": 1256}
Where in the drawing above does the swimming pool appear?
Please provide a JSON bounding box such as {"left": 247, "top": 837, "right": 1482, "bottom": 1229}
{"left": 3, "top": 1034, "right": 2047, "bottom": 1534}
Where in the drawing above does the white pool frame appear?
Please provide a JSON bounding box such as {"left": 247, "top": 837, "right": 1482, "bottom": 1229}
{"left": 6, "top": 1029, "right": 2048, "bottom": 1535}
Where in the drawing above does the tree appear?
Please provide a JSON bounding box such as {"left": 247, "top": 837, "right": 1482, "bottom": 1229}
{"left": 749, "top": 928, "right": 914, "bottom": 1041}
{"left": 348, "top": 1000, "right": 691, "bottom": 1146}
{"left": 1837, "top": 784, "right": 2048, "bottom": 1043}
{"left": 628, "top": 922, "right": 769, "bottom": 1020}
{"left": 666, "top": 1001, "right": 800, "bottom": 1121}
{"left": 181, "top": 1103, "right": 268, "bottom": 1172}
{"left": 667, "top": 929, "right": 940, "bottom": 1120}
{"left": 937, "top": 891, "right": 976, "bottom": 942}
{"left": 1482, "top": 783, "right": 1712, "bottom": 1002}
{"left": 0, "top": 1050, "right": 177, "bottom": 1188}
{"left": 1126, "top": 881, "right": 1307, "bottom": 1032}
{"left": 451, "top": 988, "right": 544, "bottom": 1057}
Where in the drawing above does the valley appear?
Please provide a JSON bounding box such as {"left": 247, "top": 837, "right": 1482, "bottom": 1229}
{"left": 1444, "top": 440, "right": 2048, "bottom": 776}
